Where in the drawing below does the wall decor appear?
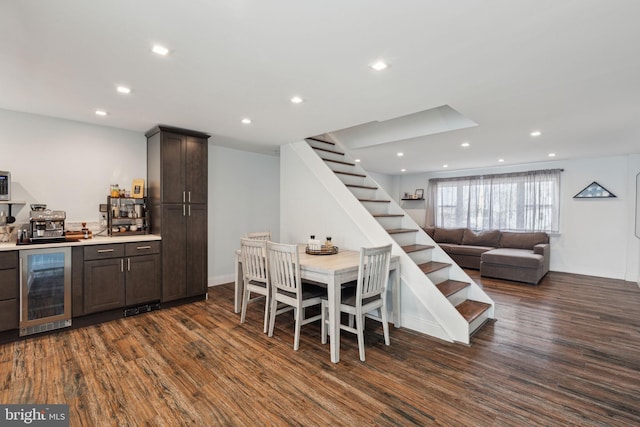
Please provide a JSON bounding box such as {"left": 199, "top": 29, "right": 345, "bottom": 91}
{"left": 573, "top": 181, "right": 616, "bottom": 198}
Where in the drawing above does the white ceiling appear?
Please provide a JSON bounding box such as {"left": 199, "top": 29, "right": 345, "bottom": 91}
{"left": 2, "top": 0, "right": 639, "bottom": 175}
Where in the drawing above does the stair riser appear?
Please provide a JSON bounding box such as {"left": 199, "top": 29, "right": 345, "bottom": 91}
{"left": 360, "top": 202, "right": 391, "bottom": 215}
{"left": 448, "top": 290, "right": 469, "bottom": 307}
{"left": 468, "top": 310, "right": 491, "bottom": 336}
{"left": 348, "top": 187, "right": 378, "bottom": 200}
{"left": 391, "top": 232, "right": 419, "bottom": 246}
{"left": 336, "top": 174, "right": 368, "bottom": 187}
{"left": 425, "top": 268, "right": 451, "bottom": 285}
{"left": 328, "top": 163, "right": 359, "bottom": 174}
{"left": 311, "top": 148, "right": 346, "bottom": 161}
{"left": 375, "top": 216, "right": 404, "bottom": 229}
{"left": 407, "top": 250, "right": 434, "bottom": 266}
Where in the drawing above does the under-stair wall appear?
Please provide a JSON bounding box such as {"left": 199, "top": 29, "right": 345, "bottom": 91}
{"left": 281, "top": 140, "right": 495, "bottom": 344}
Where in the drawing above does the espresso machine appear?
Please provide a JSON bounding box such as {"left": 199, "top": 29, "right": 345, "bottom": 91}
{"left": 29, "top": 206, "right": 66, "bottom": 243}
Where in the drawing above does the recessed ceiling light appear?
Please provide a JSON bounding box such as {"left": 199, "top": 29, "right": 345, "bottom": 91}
{"left": 548, "top": 152, "right": 556, "bottom": 157}
{"left": 461, "top": 142, "right": 470, "bottom": 148}
{"left": 443, "top": 164, "right": 449, "bottom": 168}
{"left": 241, "top": 118, "right": 252, "bottom": 124}
{"left": 354, "top": 158, "right": 361, "bottom": 163}
{"left": 397, "top": 152, "right": 404, "bottom": 157}
{"left": 290, "top": 96, "right": 303, "bottom": 104}
{"left": 152, "top": 45, "right": 169, "bottom": 56}
{"left": 117, "top": 86, "right": 131, "bottom": 94}
{"left": 498, "top": 158, "right": 505, "bottom": 163}
{"left": 371, "top": 61, "right": 388, "bottom": 71}
{"left": 401, "top": 168, "right": 406, "bottom": 172}
{"left": 95, "top": 110, "right": 108, "bottom": 116}
{"left": 530, "top": 130, "right": 542, "bottom": 137}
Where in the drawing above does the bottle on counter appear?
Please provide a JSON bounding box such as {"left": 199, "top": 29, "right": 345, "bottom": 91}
{"left": 308, "top": 235, "right": 321, "bottom": 251}
{"left": 325, "top": 236, "right": 333, "bottom": 248}
{"left": 111, "top": 184, "right": 120, "bottom": 198}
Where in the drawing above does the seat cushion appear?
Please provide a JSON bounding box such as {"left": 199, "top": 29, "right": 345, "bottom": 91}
{"left": 433, "top": 228, "right": 465, "bottom": 244}
{"left": 481, "top": 248, "right": 543, "bottom": 269}
{"left": 499, "top": 231, "right": 549, "bottom": 249}
{"left": 461, "top": 229, "right": 500, "bottom": 247}
{"left": 446, "top": 244, "right": 495, "bottom": 256}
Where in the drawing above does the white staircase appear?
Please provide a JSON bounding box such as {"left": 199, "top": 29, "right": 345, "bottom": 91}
{"left": 300, "top": 136, "right": 495, "bottom": 344}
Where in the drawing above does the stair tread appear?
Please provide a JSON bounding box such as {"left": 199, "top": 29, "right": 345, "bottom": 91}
{"left": 456, "top": 300, "right": 492, "bottom": 324}
{"left": 335, "top": 170, "right": 366, "bottom": 177}
{"left": 359, "top": 198, "right": 390, "bottom": 203}
{"left": 346, "top": 184, "right": 378, "bottom": 190}
{"left": 373, "top": 213, "right": 405, "bottom": 217}
{"left": 418, "top": 261, "right": 452, "bottom": 274}
{"left": 387, "top": 228, "right": 419, "bottom": 234}
{"left": 306, "top": 137, "right": 335, "bottom": 145}
{"left": 402, "top": 244, "right": 435, "bottom": 253}
{"left": 312, "top": 146, "right": 344, "bottom": 156}
{"left": 436, "top": 280, "right": 471, "bottom": 297}
{"left": 322, "top": 158, "right": 356, "bottom": 166}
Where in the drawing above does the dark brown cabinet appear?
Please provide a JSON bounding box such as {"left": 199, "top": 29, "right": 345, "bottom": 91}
{"left": 0, "top": 252, "right": 18, "bottom": 332}
{"left": 83, "top": 242, "right": 161, "bottom": 314}
{"left": 146, "top": 126, "right": 209, "bottom": 303}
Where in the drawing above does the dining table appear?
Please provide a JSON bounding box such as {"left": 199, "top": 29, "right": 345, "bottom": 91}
{"left": 234, "top": 244, "right": 400, "bottom": 363}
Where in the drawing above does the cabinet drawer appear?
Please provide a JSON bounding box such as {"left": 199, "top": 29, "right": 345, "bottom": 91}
{"left": 84, "top": 244, "right": 125, "bottom": 260}
{"left": 0, "top": 268, "right": 17, "bottom": 300}
{"left": 125, "top": 241, "right": 161, "bottom": 256}
{"left": 0, "top": 251, "right": 17, "bottom": 270}
{"left": 0, "top": 298, "right": 18, "bottom": 331}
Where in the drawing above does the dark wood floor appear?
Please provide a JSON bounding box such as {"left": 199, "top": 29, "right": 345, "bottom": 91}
{"left": 1, "top": 271, "right": 639, "bottom": 426}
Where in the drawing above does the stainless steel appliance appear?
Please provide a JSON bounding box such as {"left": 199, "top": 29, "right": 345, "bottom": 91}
{"left": 19, "top": 247, "right": 72, "bottom": 336}
{"left": 0, "top": 170, "right": 9, "bottom": 201}
{"left": 29, "top": 208, "right": 66, "bottom": 243}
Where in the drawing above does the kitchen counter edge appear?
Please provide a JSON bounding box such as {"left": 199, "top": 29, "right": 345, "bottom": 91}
{"left": 0, "top": 234, "right": 162, "bottom": 251}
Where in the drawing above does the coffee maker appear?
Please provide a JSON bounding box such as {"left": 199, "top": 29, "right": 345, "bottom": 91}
{"left": 29, "top": 207, "right": 66, "bottom": 242}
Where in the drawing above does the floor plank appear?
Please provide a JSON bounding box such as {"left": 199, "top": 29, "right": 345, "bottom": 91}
{"left": 1, "top": 271, "right": 639, "bottom": 426}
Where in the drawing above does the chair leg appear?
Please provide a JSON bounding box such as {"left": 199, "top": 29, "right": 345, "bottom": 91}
{"left": 380, "top": 305, "right": 390, "bottom": 346}
{"left": 294, "top": 305, "right": 302, "bottom": 351}
{"left": 268, "top": 294, "right": 278, "bottom": 337}
{"left": 262, "top": 292, "right": 270, "bottom": 334}
{"left": 356, "top": 311, "right": 366, "bottom": 362}
{"left": 320, "top": 300, "right": 327, "bottom": 344}
{"left": 240, "top": 288, "right": 250, "bottom": 324}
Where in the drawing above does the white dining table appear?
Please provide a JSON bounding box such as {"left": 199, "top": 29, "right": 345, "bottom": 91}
{"left": 234, "top": 244, "right": 400, "bottom": 363}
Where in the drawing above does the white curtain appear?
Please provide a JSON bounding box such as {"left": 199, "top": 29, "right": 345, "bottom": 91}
{"left": 429, "top": 169, "right": 561, "bottom": 232}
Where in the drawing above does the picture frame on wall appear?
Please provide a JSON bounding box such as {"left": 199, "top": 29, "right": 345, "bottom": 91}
{"left": 415, "top": 189, "right": 424, "bottom": 199}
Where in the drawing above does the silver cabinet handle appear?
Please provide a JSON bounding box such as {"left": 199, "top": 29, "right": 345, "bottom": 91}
{"left": 183, "top": 191, "right": 186, "bottom": 203}
{"left": 183, "top": 205, "right": 186, "bottom": 216}
{"left": 120, "top": 259, "right": 124, "bottom": 272}
{"left": 98, "top": 248, "right": 114, "bottom": 253}
{"left": 127, "top": 258, "right": 131, "bottom": 271}
{"left": 136, "top": 246, "right": 151, "bottom": 250}
{"left": 188, "top": 191, "right": 191, "bottom": 203}
{"left": 188, "top": 205, "right": 191, "bottom": 216}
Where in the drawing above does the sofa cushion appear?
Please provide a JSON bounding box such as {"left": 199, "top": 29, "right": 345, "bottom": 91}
{"left": 446, "top": 245, "right": 495, "bottom": 256}
{"left": 481, "top": 248, "right": 544, "bottom": 269}
{"left": 434, "top": 227, "right": 465, "bottom": 244}
{"left": 461, "top": 229, "right": 500, "bottom": 247}
{"left": 499, "top": 232, "right": 549, "bottom": 250}
{"left": 422, "top": 226, "right": 435, "bottom": 238}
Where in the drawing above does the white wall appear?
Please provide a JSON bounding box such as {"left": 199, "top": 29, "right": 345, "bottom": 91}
{"left": 0, "top": 108, "right": 145, "bottom": 225}
{"left": 0, "top": 108, "right": 282, "bottom": 287}
{"left": 208, "top": 146, "right": 280, "bottom": 285}
{"left": 391, "top": 155, "right": 640, "bottom": 282}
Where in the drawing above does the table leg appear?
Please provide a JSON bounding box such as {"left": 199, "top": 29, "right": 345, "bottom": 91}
{"left": 234, "top": 252, "right": 242, "bottom": 313}
{"left": 328, "top": 274, "right": 340, "bottom": 363}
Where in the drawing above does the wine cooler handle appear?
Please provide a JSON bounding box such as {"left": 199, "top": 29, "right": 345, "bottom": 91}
{"left": 19, "top": 257, "right": 23, "bottom": 322}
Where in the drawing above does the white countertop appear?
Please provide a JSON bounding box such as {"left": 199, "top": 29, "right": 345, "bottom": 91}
{"left": 0, "top": 234, "right": 161, "bottom": 252}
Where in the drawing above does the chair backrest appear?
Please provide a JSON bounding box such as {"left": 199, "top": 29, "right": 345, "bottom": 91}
{"left": 357, "top": 244, "right": 393, "bottom": 301}
{"left": 267, "top": 242, "right": 301, "bottom": 298}
{"left": 240, "top": 237, "right": 269, "bottom": 284}
{"left": 247, "top": 231, "right": 271, "bottom": 241}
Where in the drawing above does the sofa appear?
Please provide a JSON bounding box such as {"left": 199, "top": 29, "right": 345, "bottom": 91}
{"left": 422, "top": 227, "right": 550, "bottom": 285}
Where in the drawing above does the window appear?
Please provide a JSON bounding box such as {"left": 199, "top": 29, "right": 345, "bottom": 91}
{"left": 429, "top": 169, "right": 561, "bottom": 232}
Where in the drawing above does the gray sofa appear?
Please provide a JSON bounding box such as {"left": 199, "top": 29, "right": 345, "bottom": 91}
{"left": 423, "top": 227, "right": 550, "bottom": 285}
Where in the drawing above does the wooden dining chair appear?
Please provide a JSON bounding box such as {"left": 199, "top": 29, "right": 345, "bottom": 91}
{"left": 246, "top": 231, "right": 271, "bottom": 241}
{"left": 321, "top": 244, "right": 392, "bottom": 361}
{"left": 239, "top": 237, "right": 271, "bottom": 333}
{"left": 267, "top": 242, "right": 326, "bottom": 351}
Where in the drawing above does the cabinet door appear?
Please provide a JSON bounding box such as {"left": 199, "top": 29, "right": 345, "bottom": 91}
{"left": 161, "top": 204, "right": 187, "bottom": 302}
{"left": 185, "top": 136, "right": 207, "bottom": 204}
{"left": 186, "top": 203, "right": 208, "bottom": 297}
{"left": 161, "top": 132, "right": 186, "bottom": 204}
{"left": 84, "top": 258, "right": 125, "bottom": 314}
{"left": 126, "top": 254, "right": 161, "bottom": 306}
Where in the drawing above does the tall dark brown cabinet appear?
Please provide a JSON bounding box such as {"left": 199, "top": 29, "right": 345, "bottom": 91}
{"left": 146, "top": 126, "right": 210, "bottom": 303}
